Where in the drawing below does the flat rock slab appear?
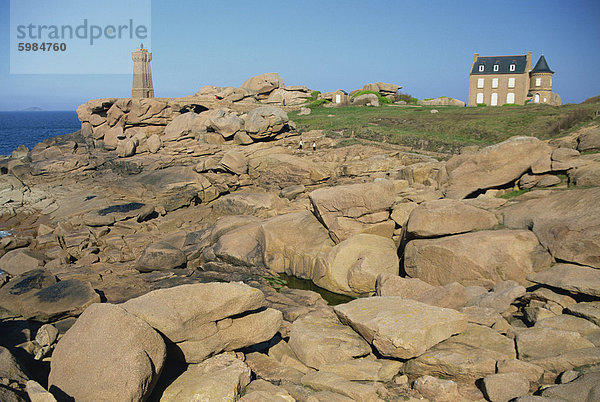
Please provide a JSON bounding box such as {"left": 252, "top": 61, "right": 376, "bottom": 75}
{"left": 244, "top": 352, "right": 304, "bottom": 384}
{"left": 535, "top": 314, "right": 600, "bottom": 337}
{"left": 334, "top": 297, "right": 467, "bottom": 359}
{"left": 447, "top": 324, "right": 516, "bottom": 359}
{"left": 161, "top": 353, "right": 251, "bottom": 402}
{"left": 122, "top": 282, "right": 282, "bottom": 363}
{"left": 404, "top": 341, "right": 503, "bottom": 383}
{"left": 135, "top": 241, "right": 187, "bottom": 272}
{"left": 527, "top": 263, "right": 600, "bottom": 298}
{"left": 482, "top": 372, "right": 530, "bottom": 402}
{"left": 515, "top": 327, "right": 595, "bottom": 361}
{"left": 0, "top": 270, "right": 98, "bottom": 322}
{"left": 404, "top": 229, "right": 551, "bottom": 288}
{"left": 566, "top": 301, "right": 600, "bottom": 326}
{"left": 288, "top": 311, "right": 371, "bottom": 370}
{"left": 528, "top": 347, "right": 600, "bottom": 381}
{"left": 300, "top": 371, "right": 381, "bottom": 401}
{"left": 318, "top": 358, "right": 403, "bottom": 382}
{"left": 467, "top": 280, "right": 526, "bottom": 313}
{"left": 541, "top": 372, "right": 600, "bottom": 401}
{"left": 502, "top": 187, "right": 600, "bottom": 269}
{"left": 0, "top": 269, "right": 57, "bottom": 310}
{"left": 0, "top": 248, "right": 46, "bottom": 276}
{"left": 406, "top": 198, "right": 498, "bottom": 238}
{"left": 18, "top": 279, "right": 100, "bottom": 322}
{"left": 444, "top": 136, "right": 552, "bottom": 199}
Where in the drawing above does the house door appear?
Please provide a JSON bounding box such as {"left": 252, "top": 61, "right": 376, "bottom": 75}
{"left": 491, "top": 93, "right": 498, "bottom": 106}
{"left": 535, "top": 94, "right": 540, "bottom": 103}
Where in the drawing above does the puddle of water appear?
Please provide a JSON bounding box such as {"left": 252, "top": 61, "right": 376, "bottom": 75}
{"left": 278, "top": 273, "right": 355, "bottom": 306}
{"left": 0, "top": 230, "right": 14, "bottom": 238}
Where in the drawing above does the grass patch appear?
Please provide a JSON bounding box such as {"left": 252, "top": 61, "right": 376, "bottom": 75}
{"left": 292, "top": 101, "right": 599, "bottom": 154}
{"left": 498, "top": 188, "right": 530, "bottom": 199}
{"left": 333, "top": 138, "right": 363, "bottom": 148}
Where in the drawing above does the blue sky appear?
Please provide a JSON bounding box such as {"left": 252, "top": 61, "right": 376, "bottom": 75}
{"left": 1, "top": 0, "right": 599, "bottom": 110}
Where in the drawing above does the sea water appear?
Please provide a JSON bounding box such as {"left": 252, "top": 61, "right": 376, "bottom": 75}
{"left": 0, "top": 111, "right": 81, "bottom": 156}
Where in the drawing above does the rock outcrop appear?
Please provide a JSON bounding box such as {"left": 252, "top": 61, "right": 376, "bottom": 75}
{"left": 404, "top": 229, "right": 552, "bottom": 288}
{"left": 334, "top": 297, "right": 467, "bottom": 359}
{"left": 2, "top": 89, "right": 600, "bottom": 402}
{"left": 445, "top": 136, "right": 552, "bottom": 199}
{"left": 48, "top": 303, "right": 166, "bottom": 401}
{"left": 122, "top": 283, "right": 282, "bottom": 363}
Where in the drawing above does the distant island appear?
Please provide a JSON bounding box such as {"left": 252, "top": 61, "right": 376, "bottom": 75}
{"left": 21, "top": 106, "right": 44, "bottom": 111}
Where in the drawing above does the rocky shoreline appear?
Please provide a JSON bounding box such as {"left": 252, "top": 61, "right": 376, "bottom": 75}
{"left": 1, "top": 85, "right": 600, "bottom": 401}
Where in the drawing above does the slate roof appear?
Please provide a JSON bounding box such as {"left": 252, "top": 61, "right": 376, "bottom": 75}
{"left": 531, "top": 55, "right": 554, "bottom": 73}
{"left": 471, "top": 55, "right": 528, "bottom": 75}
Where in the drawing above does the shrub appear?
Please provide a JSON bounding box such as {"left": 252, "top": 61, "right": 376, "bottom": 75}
{"left": 307, "top": 98, "right": 330, "bottom": 109}
{"left": 305, "top": 90, "right": 321, "bottom": 103}
{"left": 397, "top": 93, "right": 418, "bottom": 104}
{"left": 477, "top": 103, "right": 487, "bottom": 107}
{"left": 351, "top": 90, "right": 392, "bottom": 104}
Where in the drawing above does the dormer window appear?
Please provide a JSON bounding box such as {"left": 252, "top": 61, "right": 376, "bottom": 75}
{"left": 510, "top": 64, "right": 516, "bottom": 71}
{"left": 479, "top": 65, "right": 485, "bottom": 72}
{"left": 493, "top": 65, "right": 499, "bottom": 72}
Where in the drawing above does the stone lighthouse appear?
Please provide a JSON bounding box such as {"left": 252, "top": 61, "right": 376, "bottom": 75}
{"left": 131, "top": 43, "right": 154, "bottom": 98}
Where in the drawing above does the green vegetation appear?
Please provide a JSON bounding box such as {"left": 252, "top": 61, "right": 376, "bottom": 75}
{"left": 333, "top": 138, "right": 363, "bottom": 148}
{"left": 307, "top": 98, "right": 330, "bottom": 109}
{"left": 305, "top": 90, "right": 321, "bottom": 103}
{"left": 397, "top": 93, "right": 419, "bottom": 104}
{"left": 498, "top": 188, "right": 530, "bottom": 199}
{"left": 477, "top": 103, "right": 487, "bottom": 107}
{"left": 290, "top": 101, "right": 599, "bottom": 154}
{"left": 260, "top": 274, "right": 287, "bottom": 290}
{"left": 351, "top": 90, "right": 393, "bottom": 104}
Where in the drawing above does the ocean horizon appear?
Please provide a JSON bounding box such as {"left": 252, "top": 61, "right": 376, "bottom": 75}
{"left": 0, "top": 111, "right": 81, "bottom": 156}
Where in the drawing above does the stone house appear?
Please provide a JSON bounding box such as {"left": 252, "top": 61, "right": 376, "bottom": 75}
{"left": 468, "top": 52, "right": 561, "bottom": 106}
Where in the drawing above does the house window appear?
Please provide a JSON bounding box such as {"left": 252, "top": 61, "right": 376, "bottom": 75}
{"left": 479, "top": 65, "right": 484, "bottom": 72}
{"left": 510, "top": 64, "right": 516, "bottom": 71}
{"left": 493, "top": 65, "right": 499, "bottom": 72}
{"left": 508, "top": 78, "right": 515, "bottom": 88}
{"left": 507, "top": 93, "right": 515, "bottom": 104}
{"left": 492, "top": 78, "right": 498, "bottom": 88}
{"left": 491, "top": 93, "right": 498, "bottom": 106}
{"left": 477, "top": 78, "right": 484, "bottom": 88}
{"left": 477, "top": 93, "right": 484, "bottom": 104}
{"left": 535, "top": 78, "right": 541, "bottom": 87}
